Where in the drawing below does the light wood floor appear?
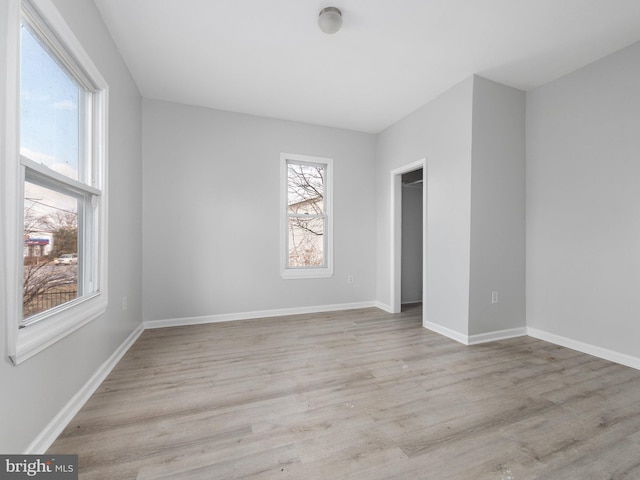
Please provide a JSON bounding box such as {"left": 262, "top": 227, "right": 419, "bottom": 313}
{"left": 48, "top": 305, "right": 640, "bottom": 479}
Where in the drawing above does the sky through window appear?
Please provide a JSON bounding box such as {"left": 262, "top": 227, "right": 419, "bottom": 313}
{"left": 20, "top": 24, "right": 80, "bottom": 181}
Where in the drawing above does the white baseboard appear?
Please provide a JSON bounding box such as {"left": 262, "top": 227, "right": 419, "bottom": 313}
{"left": 401, "top": 300, "right": 422, "bottom": 306}
{"left": 423, "top": 322, "right": 526, "bottom": 346}
{"left": 467, "top": 327, "right": 528, "bottom": 345}
{"left": 527, "top": 327, "right": 640, "bottom": 371}
{"left": 25, "top": 323, "right": 145, "bottom": 454}
{"left": 375, "top": 301, "right": 394, "bottom": 313}
{"left": 144, "top": 301, "right": 379, "bottom": 329}
{"left": 423, "top": 320, "right": 468, "bottom": 345}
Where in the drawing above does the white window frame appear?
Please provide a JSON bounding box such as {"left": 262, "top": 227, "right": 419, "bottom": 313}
{"left": 2, "top": 0, "right": 109, "bottom": 365}
{"left": 280, "top": 153, "right": 333, "bottom": 279}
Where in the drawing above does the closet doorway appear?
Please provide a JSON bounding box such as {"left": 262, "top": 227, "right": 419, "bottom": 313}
{"left": 390, "top": 159, "right": 426, "bottom": 314}
{"left": 401, "top": 169, "right": 423, "bottom": 306}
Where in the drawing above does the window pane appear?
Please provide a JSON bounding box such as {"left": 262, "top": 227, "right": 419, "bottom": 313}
{"left": 287, "top": 163, "right": 325, "bottom": 214}
{"left": 20, "top": 25, "right": 80, "bottom": 181}
{"left": 23, "top": 182, "right": 79, "bottom": 319}
{"left": 288, "top": 216, "right": 325, "bottom": 267}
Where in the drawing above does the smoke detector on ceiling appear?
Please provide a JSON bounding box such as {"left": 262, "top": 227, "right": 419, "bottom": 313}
{"left": 318, "top": 7, "right": 343, "bottom": 34}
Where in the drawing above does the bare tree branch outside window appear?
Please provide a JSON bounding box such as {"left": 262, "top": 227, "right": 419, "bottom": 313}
{"left": 22, "top": 196, "right": 78, "bottom": 319}
{"left": 287, "top": 162, "right": 326, "bottom": 267}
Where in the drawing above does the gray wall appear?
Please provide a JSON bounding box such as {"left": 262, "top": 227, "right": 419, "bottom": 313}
{"left": 376, "top": 77, "right": 474, "bottom": 336}
{"left": 142, "top": 99, "right": 377, "bottom": 322}
{"left": 376, "top": 75, "right": 526, "bottom": 339}
{"left": 526, "top": 41, "right": 640, "bottom": 357}
{"left": 0, "top": 0, "right": 142, "bottom": 453}
{"left": 469, "top": 77, "right": 526, "bottom": 335}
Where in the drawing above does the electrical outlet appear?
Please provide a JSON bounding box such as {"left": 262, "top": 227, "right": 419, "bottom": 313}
{"left": 122, "top": 296, "right": 128, "bottom": 311}
{"left": 491, "top": 291, "right": 498, "bottom": 304}
{"left": 347, "top": 275, "right": 354, "bottom": 285}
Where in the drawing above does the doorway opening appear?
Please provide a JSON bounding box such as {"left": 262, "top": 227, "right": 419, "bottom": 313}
{"left": 390, "top": 159, "right": 426, "bottom": 315}
{"left": 401, "top": 169, "right": 423, "bottom": 307}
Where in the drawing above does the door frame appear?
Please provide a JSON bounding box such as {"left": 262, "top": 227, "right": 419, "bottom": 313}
{"left": 390, "top": 158, "right": 427, "bottom": 314}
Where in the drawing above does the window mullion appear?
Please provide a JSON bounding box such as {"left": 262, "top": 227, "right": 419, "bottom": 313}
{"left": 22, "top": 156, "right": 101, "bottom": 197}
{"left": 287, "top": 213, "right": 325, "bottom": 219}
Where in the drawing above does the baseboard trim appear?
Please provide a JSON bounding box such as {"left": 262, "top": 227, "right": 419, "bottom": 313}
{"left": 144, "top": 301, "right": 380, "bottom": 329}
{"left": 401, "top": 300, "right": 422, "bottom": 306}
{"left": 422, "top": 323, "right": 527, "bottom": 346}
{"left": 527, "top": 327, "right": 640, "bottom": 371}
{"left": 25, "top": 323, "right": 145, "bottom": 454}
{"left": 467, "top": 327, "right": 528, "bottom": 345}
{"left": 375, "top": 301, "right": 394, "bottom": 313}
{"left": 423, "top": 320, "right": 468, "bottom": 345}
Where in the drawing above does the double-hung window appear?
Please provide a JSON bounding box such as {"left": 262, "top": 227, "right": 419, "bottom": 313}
{"left": 3, "top": 0, "right": 108, "bottom": 364}
{"left": 280, "top": 153, "right": 333, "bottom": 279}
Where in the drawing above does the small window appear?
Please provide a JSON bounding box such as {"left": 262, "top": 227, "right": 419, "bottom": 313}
{"left": 5, "top": 0, "right": 108, "bottom": 364}
{"left": 281, "top": 153, "right": 333, "bottom": 279}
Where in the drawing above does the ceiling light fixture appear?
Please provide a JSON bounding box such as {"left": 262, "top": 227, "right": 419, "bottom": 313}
{"left": 318, "top": 7, "right": 342, "bottom": 34}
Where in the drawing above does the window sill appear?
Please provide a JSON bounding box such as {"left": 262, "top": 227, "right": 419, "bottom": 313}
{"left": 10, "top": 292, "right": 107, "bottom": 365}
{"left": 281, "top": 268, "right": 334, "bottom": 280}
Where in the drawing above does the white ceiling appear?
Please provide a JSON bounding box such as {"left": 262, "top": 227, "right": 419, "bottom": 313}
{"left": 94, "top": 0, "right": 640, "bottom": 133}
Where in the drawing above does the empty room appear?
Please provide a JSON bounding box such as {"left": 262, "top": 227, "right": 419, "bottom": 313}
{"left": 2, "top": 0, "right": 640, "bottom": 478}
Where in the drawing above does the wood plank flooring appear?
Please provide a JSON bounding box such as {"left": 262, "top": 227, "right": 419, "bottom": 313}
{"left": 48, "top": 305, "right": 640, "bottom": 479}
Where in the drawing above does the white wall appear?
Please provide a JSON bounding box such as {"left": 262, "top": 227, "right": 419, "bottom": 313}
{"left": 469, "top": 77, "right": 526, "bottom": 336}
{"left": 376, "top": 77, "right": 474, "bottom": 336}
{"left": 142, "top": 99, "right": 377, "bottom": 322}
{"left": 0, "top": 0, "right": 142, "bottom": 453}
{"left": 401, "top": 183, "right": 423, "bottom": 304}
{"left": 526, "top": 41, "right": 640, "bottom": 359}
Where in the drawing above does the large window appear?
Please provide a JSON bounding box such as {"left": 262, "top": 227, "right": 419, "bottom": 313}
{"left": 281, "top": 153, "right": 333, "bottom": 279}
{"left": 2, "top": 0, "right": 108, "bottom": 364}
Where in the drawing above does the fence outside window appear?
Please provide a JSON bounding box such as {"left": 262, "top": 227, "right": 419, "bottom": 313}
{"left": 23, "top": 290, "right": 78, "bottom": 319}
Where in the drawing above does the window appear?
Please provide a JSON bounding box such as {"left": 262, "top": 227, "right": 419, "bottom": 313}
{"left": 2, "top": 0, "right": 108, "bottom": 364}
{"left": 280, "top": 153, "right": 333, "bottom": 279}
